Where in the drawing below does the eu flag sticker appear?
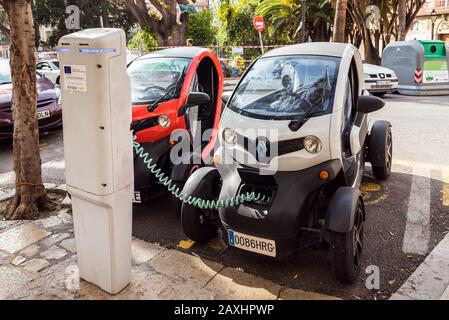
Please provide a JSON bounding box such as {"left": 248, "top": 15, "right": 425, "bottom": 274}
{"left": 64, "top": 66, "right": 72, "bottom": 74}
{"left": 228, "top": 230, "right": 235, "bottom": 246}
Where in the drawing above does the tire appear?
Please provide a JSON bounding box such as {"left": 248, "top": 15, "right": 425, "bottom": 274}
{"left": 171, "top": 164, "right": 201, "bottom": 215}
{"left": 372, "top": 91, "right": 387, "bottom": 97}
{"left": 368, "top": 121, "right": 392, "bottom": 180}
{"left": 56, "top": 76, "right": 60, "bottom": 85}
{"left": 329, "top": 198, "right": 364, "bottom": 284}
{"left": 181, "top": 171, "right": 219, "bottom": 244}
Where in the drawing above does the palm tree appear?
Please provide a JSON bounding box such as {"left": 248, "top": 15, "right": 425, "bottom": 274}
{"left": 257, "top": 0, "right": 333, "bottom": 42}
{"left": 332, "top": 0, "right": 347, "bottom": 43}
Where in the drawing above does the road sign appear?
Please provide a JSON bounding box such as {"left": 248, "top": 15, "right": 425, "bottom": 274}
{"left": 253, "top": 16, "right": 265, "bottom": 32}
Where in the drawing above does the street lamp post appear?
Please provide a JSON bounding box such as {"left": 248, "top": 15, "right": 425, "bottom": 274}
{"left": 301, "top": 0, "right": 306, "bottom": 43}
{"left": 431, "top": 9, "right": 438, "bottom": 40}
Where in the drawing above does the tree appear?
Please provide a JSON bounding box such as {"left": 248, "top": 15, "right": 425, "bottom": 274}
{"left": 186, "top": 9, "right": 216, "bottom": 46}
{"left": 348, "top": 0, "right": 426, "bottom": 64}
{"left": 128, "top": 27, "right": 158, "bottom": 52}
{"left": 257, "top": 0, "right": 333, "bottom": 43}
{"left": 124, "top": 0, "right": 194, "bottom": 46}
{"left": 398, "top": 0, "right": 407, "bottom": 41}
{"left": 0, "top": 8, "right": 10, "bottom": 43}
{"left": 34, "top": 0, "right": 135, "bottom": 48}
{"left": 332, "top": 0, "right": 347, "bottom": 42}
{"left": 0, "top": 0, "right": 55, "bottom": 220}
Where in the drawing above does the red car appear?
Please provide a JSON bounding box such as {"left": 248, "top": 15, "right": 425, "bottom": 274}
{"left": 128, "top": 47, "right": 224, "bottom": 204}
{"left": 0, "top": 59, "right": 62, "bottom": 141}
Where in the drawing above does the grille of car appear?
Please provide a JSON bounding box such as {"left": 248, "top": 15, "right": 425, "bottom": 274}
{"left": 0, "top": 98, "right": 55, "bottom": 114}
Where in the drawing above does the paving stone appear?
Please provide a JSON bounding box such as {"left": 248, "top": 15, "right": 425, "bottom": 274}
{"left": 0, "top": 266, "right": 34, "bottom": 299}
{"left": 20, "top": 244, "right": 41, "bottom": 258}
{"left": 22, "top": 259, "right": 50, "bottom": 273}
{"left": 40, "top": 233, "right": 71, "bottom": 248}
{"left": 43, "top": 183, "right": 57, "bottom": 189}
{"left": 0, "top": 224, "right": 50, "bottom": 254}
{"left": 279, "top": 288, "right": 340, "bottom": 300}
{"left": 12, "top": 256, "right": 26, "bottom": 266}
{"left": 205, "top": 267, "right": 281, "bottom": 300}
{"left": 0, "top": 189, "right": 15, "bottom": 202}
{"left": 60, "top": 238, "right": 76, "bottom": 253}
{"left": 0, "top": 251, "right": 8, "bottom": 264}
{"left": 440, "top": 285, "right": 449, "bottom": 300}
{"left": 36, "top": 216, "right": 63, "bottom": 229}
{"left": 147, "top": 249, "right": 222, "bottom": 289}
{"left": 40, "top": 246, "right": 68, "bottom": 260}
{"left": 57, "top": 210, "right": 72, "bottom": 224}
{"left": 0, "top": 220, "right": 22, "bottom": 232}
{"left": 131, "top": 239, "right": 165, "bottom": 264}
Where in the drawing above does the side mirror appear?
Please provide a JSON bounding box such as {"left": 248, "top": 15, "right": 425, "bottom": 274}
{"left": 187, "top": 92, "right": 210, "bottom": 106}
{"left": 221, "top": 91, "right": 232, "bottom": 105}
{"left": 357, "top": 95, "right": 385, "bottom": 114}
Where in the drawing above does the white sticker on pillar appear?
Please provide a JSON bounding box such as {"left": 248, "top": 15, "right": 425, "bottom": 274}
{"left": 63, "top": 65, "right": 87, "bottom": 92}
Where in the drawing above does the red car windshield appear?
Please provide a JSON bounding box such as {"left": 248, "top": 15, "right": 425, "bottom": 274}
{"left": 128, "top": 57, "right": 191, "bottom": 105}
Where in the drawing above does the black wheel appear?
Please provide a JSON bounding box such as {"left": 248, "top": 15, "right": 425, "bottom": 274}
{"left": 181, "top": 169, "right": 220, "bottom": 244}
{"left": 372, "top": 91, "right": 387, "bottom": 97}
{"left": 171, "top": 164, "right": 201, "bottom": 214}
{"left": 368, "top": 121, "right": 392, "bottom": 180}
{"left": 56, "top": 76, "right": 60, "bottom": 85}
{"left": 329, "top": 198, "right": 364, "bottom": 284}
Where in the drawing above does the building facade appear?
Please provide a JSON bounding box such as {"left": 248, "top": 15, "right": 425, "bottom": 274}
{"left": 407, "top": 0, "right": 449, "bottom": 43}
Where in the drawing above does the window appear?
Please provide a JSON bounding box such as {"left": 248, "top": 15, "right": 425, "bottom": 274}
{"left": 411, "top": 21, "right": 423, "bottom": 31}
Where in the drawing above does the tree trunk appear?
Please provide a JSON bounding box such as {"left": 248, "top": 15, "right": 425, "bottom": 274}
{"left": 398, "top": 0, "right": 407, "bottom": 41}
{"left": 332, "top": 0, "right": 348, "bottom": 43}
{"left": 1, "top": 0, "right": 55, "bottom": 220}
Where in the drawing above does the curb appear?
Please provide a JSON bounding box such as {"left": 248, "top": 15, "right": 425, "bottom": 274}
{"left": 390, "top": 232, "right": 449, "bottom": 300}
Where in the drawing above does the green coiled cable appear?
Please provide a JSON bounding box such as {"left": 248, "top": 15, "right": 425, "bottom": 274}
{"left": 133, "top": 138, "right": 269, "bottom": 210}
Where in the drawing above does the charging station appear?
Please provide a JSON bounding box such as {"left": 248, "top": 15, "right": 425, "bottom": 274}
{"left": 58, "top": 28, "right": 133, "bottom": 294}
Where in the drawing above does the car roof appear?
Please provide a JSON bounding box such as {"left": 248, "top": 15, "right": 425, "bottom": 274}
{"left": 135, "top": 47, "right": 210, "bottom": 60}
{"left": 262, "top": 42, "right": 354, "bottom": 59}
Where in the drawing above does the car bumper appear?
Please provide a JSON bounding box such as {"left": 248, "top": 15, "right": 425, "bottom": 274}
{"left": 365, "top": 79, "right": 398, "bottom": 93}
{"left": 217, "top": 159, "right": 342, "bottom": 258}
{"left": 0, "top": 102, "right": 62, "bottom": 140}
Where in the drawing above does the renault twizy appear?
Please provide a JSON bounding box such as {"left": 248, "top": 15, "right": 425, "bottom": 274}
{"left": 129, "top": 47, "right": 224, "bottom": 204}
{"left": 180, "top": 43, "right": 393, "bottom": 284}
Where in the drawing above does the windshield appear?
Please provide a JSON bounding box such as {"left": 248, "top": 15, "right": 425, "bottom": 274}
{"left": 228, "top": 56, "right": 340, "bottom": 120}
{"left": 0, "top": 60, "right": 12, "bottom": 85}
{"left": 128, "top": 57, "right": 191, "bottom": 105}
{"left": 51, "top": 61, "right": 60, "bottom": 69}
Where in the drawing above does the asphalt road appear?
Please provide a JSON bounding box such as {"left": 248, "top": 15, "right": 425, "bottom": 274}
{"left": 1, "top": 93, "right": 448, "bottom": 300}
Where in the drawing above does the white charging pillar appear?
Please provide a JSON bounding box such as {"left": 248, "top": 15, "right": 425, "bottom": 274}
{"left": 58, "top": 28, "right": 133, "bottom": 294}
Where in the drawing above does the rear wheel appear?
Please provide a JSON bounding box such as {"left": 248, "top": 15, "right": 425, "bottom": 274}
{"left": 329, "top": 198, "right": 364, "bottom": 284}
{"left": 369, "top": 121, "right": 393, "bottom": 180}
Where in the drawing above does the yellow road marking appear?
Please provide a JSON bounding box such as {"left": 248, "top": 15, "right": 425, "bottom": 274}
{"left": 361, "top": 182, "right": 381, "bottom": 192}
{"left": 443, "top": 170, "right": 449, "bottom": 207}
{"left": 177, "top": 239, "right": 194, "bottom": 250}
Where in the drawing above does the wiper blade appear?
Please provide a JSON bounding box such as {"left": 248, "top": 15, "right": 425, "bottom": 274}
{"left": 147, "top": 66, "right": 187, "bottom": 112}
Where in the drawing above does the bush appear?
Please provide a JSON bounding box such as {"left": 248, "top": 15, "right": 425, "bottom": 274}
{"left": 128, "top": 29, "right": 158, "bottom": 52}
{"left": 186, "top": 10, "right": 217, "bottom": 46}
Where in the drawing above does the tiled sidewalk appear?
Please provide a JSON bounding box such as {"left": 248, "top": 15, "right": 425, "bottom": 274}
{"left": 0, "top": 192, "right": 337, "bottom": 300}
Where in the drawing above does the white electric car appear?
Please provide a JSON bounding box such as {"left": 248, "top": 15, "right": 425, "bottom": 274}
{"left": 364, "top": 63, "right": 398, "bottom": 97}
{"left": 180, "top": 43, "right": 393, "bottom": 284}
{"left": 36, "top": 59, "right": 60, "bottom": 85}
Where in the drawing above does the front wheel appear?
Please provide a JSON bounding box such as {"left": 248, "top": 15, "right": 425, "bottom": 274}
{"left": 329, "top": 198, "right": 365, "bottom": 284}
{"left": 181, "top": 168, "right": 220, "bottom": 244}
{"left": 368, "top": 121, "right": 393, "bottom": 180}
{"left": 372, "top": 91, "right": 387, "bottom": 97}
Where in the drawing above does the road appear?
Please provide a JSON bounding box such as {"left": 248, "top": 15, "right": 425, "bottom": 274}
{"left": 1, "top": 93, "right": 448, "bottom": 300}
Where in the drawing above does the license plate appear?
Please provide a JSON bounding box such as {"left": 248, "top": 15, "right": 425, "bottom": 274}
{"left": 228, "top": 229, "right": 276, "bottom": 257}
{"left": 132, "top": 191, "right": 141, "bottom": 204}
{"left": 37, "top": 110, "right": 50, "bottom": 120}
{"left": 377, "top": 80, "right": 391, "bottom": 85}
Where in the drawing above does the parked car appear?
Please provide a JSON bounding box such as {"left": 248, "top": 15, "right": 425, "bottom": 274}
{"left": 364, "top": 63, "right": 398, "bottom": 97}
{"left": 0, "top": 59, "right": 62, "bottom": 141}
{"left": 36, "top": 59, "right": 60, "bottom": 85}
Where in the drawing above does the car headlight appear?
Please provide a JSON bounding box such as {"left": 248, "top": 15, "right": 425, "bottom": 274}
{"left": 303, "top": 136, "right": 322, "bottom": 154}
{"left": 158, "top": 115, "right": 171, "bottom": 128}
{"left": 56, "top": 88, "right": 62, "bottom": 105}
{"left": 222, "top": 128, "right": 237, "bottom": 145}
